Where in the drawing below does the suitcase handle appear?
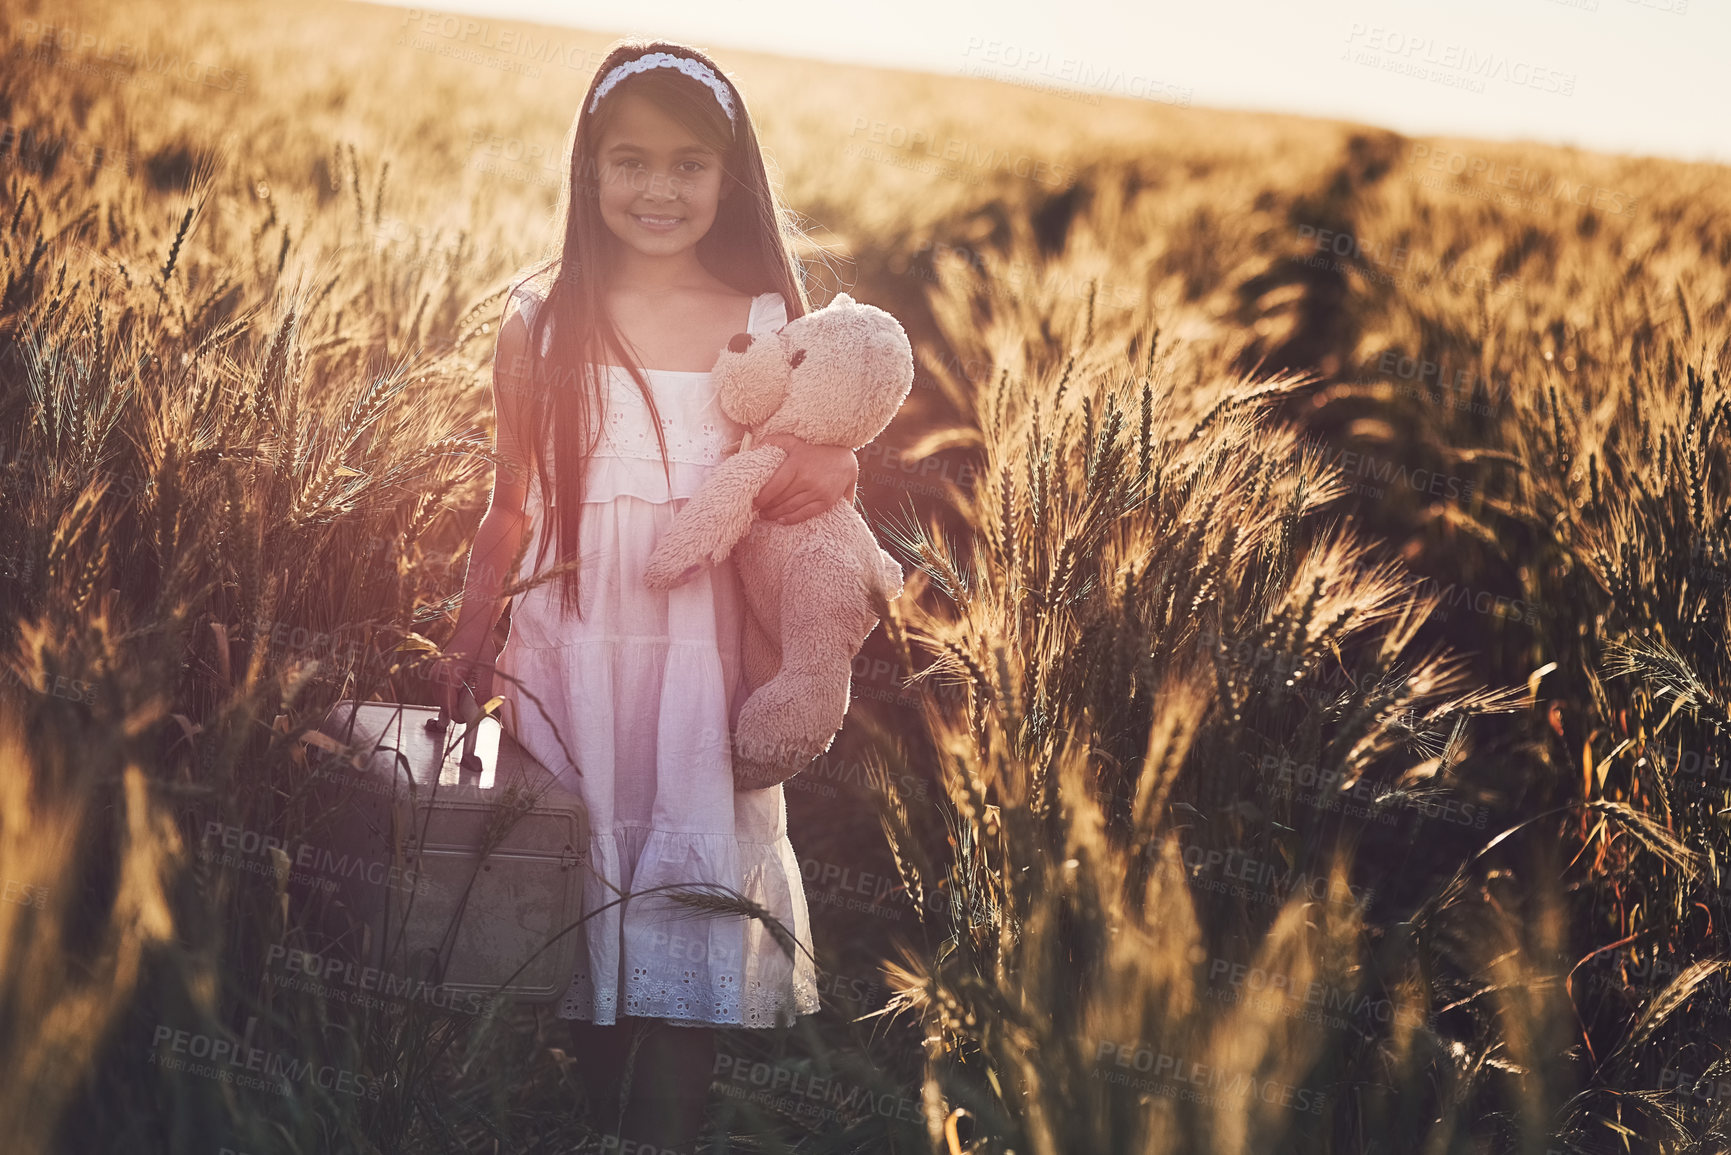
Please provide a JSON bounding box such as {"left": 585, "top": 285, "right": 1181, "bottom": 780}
{"left": 424, "top": 683, "right": 486, "bottom": 775}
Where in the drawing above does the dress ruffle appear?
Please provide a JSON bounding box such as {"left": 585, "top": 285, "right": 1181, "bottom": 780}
{"left": 563, "top": 822, "right": 817, "bottom": 1027}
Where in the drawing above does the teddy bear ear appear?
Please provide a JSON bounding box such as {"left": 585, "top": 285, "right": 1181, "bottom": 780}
{"left": 832, "top": 292, "right": 854, "bottom": 307}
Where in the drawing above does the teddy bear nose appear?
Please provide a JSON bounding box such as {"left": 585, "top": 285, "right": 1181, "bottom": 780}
{"left": 727, "top": 332, "right": 754, "bottom": 354}
{"left": 789, "top": 348, "right": 806, "bottom": 368}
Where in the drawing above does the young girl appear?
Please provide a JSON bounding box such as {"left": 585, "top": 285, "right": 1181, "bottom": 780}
{"left": 439, "top": 40, "right": 860, "bottom": 1154}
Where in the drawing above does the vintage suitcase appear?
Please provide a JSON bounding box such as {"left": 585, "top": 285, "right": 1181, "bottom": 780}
{"left": 297, "top": 700, "right": 591, "bottom": 1007}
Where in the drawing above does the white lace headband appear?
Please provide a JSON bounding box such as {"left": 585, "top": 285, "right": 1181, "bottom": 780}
{"left": 588, "top": 52, "right": 738, "bottom": 130}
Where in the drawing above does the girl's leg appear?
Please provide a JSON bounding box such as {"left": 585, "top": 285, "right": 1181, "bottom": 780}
{"left": 615, "top": 1020, "right": 718, "bottom": 1155}
{"left": 566, "top": 1017, "right": 631, "bottom": 1132}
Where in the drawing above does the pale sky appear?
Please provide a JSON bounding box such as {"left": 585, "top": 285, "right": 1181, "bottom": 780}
{"left": 381, "top": 0, "right": 1729, "bottom": 166}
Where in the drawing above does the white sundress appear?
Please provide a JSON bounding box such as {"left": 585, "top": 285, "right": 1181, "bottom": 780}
{"left": 492, "top": 280, "right": 820, "bottom": 1030}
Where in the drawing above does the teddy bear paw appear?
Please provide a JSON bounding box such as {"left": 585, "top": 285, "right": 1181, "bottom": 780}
{"left": 643, "top": 559, "right": 702, "bottom": 590}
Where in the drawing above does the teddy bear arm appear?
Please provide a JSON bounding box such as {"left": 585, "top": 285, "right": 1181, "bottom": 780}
{"left": 642, "top": 446, "right": 786, "bottom": 588}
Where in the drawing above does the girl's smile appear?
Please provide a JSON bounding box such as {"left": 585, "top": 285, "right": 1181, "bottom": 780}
{"left": 630, "top": 212, "right": 684, "bottom": 232}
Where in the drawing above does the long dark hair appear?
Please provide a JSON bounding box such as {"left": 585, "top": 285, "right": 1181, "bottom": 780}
{"left": 507, "top": 39, "right": 811, "bottom": 616}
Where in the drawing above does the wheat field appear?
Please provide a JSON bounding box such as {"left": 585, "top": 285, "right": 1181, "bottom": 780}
{"left": 2, "top": 0, "right": 1730, "bottom": 1152}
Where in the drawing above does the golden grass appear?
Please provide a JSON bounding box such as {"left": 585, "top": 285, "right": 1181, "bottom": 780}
{"left": 3, "top": 0, "right": 1731, "bottom": 1151}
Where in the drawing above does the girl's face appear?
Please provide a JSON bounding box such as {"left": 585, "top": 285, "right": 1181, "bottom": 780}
{"left": 593, "top": 92, "right": 729, "bottom": 262}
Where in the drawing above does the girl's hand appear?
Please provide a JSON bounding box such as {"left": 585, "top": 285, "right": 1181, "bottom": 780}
{"left": 753, "top": 434, "right": 858, "bottom": 524}
{"left": 436, "top": 650, "right": 493, "bottom": 724}
{"left": 438, "top": 622, "right": 496, "bottom": 723}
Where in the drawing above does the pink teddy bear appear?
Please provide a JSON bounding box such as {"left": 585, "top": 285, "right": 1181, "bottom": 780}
{"left": 642, "top": 293, "right": 914, "bottom": 789}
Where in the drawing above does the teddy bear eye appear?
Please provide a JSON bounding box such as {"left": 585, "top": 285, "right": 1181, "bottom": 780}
{"left": 789, "top": 348, "right": 806, "bottom": 368}
{"left": 728, "top": 332, "right": 754, "bottom": 354}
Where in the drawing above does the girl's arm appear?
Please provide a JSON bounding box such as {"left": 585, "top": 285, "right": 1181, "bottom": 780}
{"left": 447, "top": 489, "right": 528, "bottom": 651}
{"left": 752, "top": 434, "right": 859, "bottom": 523}
{"left": 440, "top": 312, "right": 535, "bottom": 711}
